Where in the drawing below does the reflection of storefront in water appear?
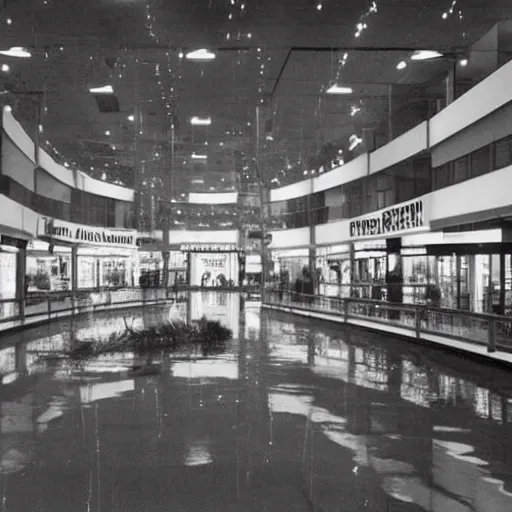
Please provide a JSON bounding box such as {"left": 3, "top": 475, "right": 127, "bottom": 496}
{"left": 184, "top": 244, "right": 242, "bottom": 288}
{"left": 189, "top": 292, "right": 240, "bottom": 339}
{"left": 36, "top": 217, "right": 137, "bottom": 290}
{"left": 316, "top": 244, "right": 351, "bottom": 297}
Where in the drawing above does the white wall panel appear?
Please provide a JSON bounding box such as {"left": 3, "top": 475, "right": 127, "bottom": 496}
{"left": 37, "top": 150, "right": 75, "bottom": 188}
{"left": 369, "top": 121, "right": 428, "bottom": 174}
{"left": 315, "top": 220, "right": 350, "bottom": 246}
{"left": 269, "top": 227, "right": 310, "bottom": 249}
{"left": 270, "top": 180, "right": 312, "bottom": 202}
{"left": 0, "top": 195, "right": 38, "bottom": 238}
{"left": 2, "top": 109, "right": 35, "bottom": 166}
{"left": 81, "top": 173, "right": 134, "bottom": 202}
{"left": 1, "top": 135, "right": 35, "bottom": 191}
{"left": 312, "top": 154, "right": 368, "bottom": 193}
{"left": 429, "top": 59, "right": 512, "bottom": 147}
{"left": 35, "top": 170, "right": 72, "bottom": 203}
{"left": 188, "top": 192, "right": 238, "bottom": 204}
{"left": 3, "top": 109, "right": 134, "bottom": 202}
{"left": 429, "top": 165, "right": 512, "bottom": 223}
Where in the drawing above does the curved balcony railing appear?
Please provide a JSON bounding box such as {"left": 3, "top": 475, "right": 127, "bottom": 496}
{"left": 264, "top": 288, "right": 512, "bottom": 355}
{"left": 0, "top": 286, "right": 261, "bottom": 333}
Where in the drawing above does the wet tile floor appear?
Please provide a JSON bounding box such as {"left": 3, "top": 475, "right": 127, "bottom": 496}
{"left": 1, "top": 292, "right": 512, "bottom": 511}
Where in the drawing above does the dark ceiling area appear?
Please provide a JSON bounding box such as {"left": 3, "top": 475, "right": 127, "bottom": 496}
{"left": 0, "top": 0, "right": 511, "bottom": 194}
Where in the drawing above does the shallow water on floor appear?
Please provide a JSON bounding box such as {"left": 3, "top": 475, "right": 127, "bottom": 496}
{"left": 1, "top": 292, "right": 512, "bottom": 511}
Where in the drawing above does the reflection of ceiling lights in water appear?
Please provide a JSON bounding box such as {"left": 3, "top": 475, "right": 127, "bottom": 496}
{"left": 184, "top": 441, "right": 213, "bottom": 467}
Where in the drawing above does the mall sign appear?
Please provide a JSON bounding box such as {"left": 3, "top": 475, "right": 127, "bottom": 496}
{"left": 349, "top": 199, "right": 425, "bottom": 239}
{"left": 180, "top": 243, "right": 241, "bottom": 253}
{"left": 37, "top": 217, "right": 137, "bottom": 248}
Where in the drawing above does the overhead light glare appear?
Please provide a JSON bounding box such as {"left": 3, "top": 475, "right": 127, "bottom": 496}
{"left": 0, "top": 47, "right": 31, "bottom": 58}
{"left": 89, "top": 85, "right": 114, "bottom": 94}
{"left": 326, "top": 85, "right": 353, "bottom": 95}
{"left": 191, "top": 153, "right": 208, "bottom": 160}
{"left": 411, "top": 50, "right": 444, "bottom": 61}
{"left": 396, "top": 60, "right": 407, "bottom": 70}
{"left": 190, "top": 116, "right": 212, "bottom": 126}
{"left": 186, "top": 49, "right": 216, "bottom": 61}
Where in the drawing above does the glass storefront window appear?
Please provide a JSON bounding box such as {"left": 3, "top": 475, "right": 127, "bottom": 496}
{"left": 26, "top": 251, "right": 71, "bottom": 292}
{"left": 78, "top": 257, "right": 96, "bottom": 289}
{"left": 0, "top": 250, "right": 17, "bottom": 302}
{"left": 102, "top": 258, "right": 128, "bottom": 287}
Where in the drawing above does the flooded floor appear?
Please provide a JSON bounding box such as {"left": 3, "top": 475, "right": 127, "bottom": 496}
{"left": 1, "top": 292, "right": 512, "bottom": 511}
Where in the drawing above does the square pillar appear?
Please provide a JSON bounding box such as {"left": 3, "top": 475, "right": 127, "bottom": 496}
{"left": 71, "top": 245, "right": 78, "bottom": 292}
{"left": 386, "top": 238, "right": 403, "bottom": 313}
{"left": 16, "top": 245, "right": 26, "bottom": 319}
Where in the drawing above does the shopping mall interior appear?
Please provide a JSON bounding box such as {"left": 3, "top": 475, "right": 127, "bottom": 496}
{"left": 1, "top": 1, "right": 512, "bottom": 510}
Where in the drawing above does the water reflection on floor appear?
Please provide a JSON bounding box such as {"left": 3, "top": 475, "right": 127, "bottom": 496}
{"left": 1, "top": 292, "right": 512, "bottom": 511}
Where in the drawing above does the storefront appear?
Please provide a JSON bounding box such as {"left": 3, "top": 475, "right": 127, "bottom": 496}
{"left": 136, "top": 237, "right": 187, "bottom": 288}
{"left": 77, "top": 246, "right": 136, "bottom": 289}
{"left": 0, "top": 235, "right": 25, "bottom": 319}
{"left": 271, "top": 248, "right": 310, "bottom": 287}
{"left": 316, "top": 244, "right": 351, "bottom": 297}
{"left": 182, "top": 243, "right": 243, "bottom": 287}
{"left": 401, "top": 229, "right": 512, "bottom": 313}
{"left": 36, "top": 217, "right": 137, "bottom": 290}
{"left": 347, "top": 198, "right": 429, "bottom": 306}
{"left": 26, "top": 240, "right": 72, "bottom": 292}
{"left": 244, "top": 253, "right": 262, "bottom": 285}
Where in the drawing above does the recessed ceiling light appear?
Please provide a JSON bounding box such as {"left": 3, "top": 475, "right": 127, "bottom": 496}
{"left": 326, "top": 85, "right": 353, "bottom": 95}
{"left": 186, "top": 49, "right": 216, "bottom": 61}
{"left": 0, "top": 47, "right": 31, "bottom": 58}
{"left": 89, "top": 85, "right": 114, "bottom": 94}
{"left": 410, "top": 50, "right": 444, "bottom": 61}
{"left": 127, "top": 114, "right": 135, "bottom": 121}
{"left": 190, "top": 116, "right": 212, "bottom": 126}
{"left": 459, "top": 58, "right": 468, "bottom": 67}
{"left": 105, "top": 130, "right": 111, "bottom": 136}
{"left": 1, "top": 64, "right": 10, "bottom": 73}
{"left": 396, "top": 60, "right": 407, "bottom": 70}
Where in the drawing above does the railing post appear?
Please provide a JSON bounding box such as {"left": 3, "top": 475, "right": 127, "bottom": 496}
{"left": 488, "top": 317, "right": 496, "bottom": 353}
{"left": 415, "top": 306, "right": 421, "bottom": 339}
{"left": 343, "top": 299, "right": 348, "bottom": 323}
{"left": 47, "top": 293, "right": 51, "bottom": 319}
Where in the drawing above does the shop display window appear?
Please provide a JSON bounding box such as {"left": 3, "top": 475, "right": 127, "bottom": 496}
{"left": 78, "top": 257, "right": 96, "bottom": 289}
{"left": 0, "top": 250, "right": 17, "bottom": 300}
{"left": 102, "top": 259, "right": 128, "bottom": 287}
{"left": 26, "top": 253, "right": 71, "bottom": 292}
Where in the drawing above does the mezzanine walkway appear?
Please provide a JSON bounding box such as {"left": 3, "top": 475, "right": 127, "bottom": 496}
{"left": 263, "top": 290, "right": 512, "bottom": 369}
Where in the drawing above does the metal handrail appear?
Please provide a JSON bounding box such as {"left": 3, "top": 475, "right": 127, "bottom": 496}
{"left": 0, "top": 286, "right": 260, "bottom": 330}
{"left": 264, "top": 288, "right": 512, "bottom": 355}
{"left": 264, "top": 286, "right": 510, "bottom": 322}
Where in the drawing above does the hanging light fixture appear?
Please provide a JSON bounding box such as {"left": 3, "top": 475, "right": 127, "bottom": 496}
{"left": 0, "top": 47, "right": 31, "bottom": 58}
